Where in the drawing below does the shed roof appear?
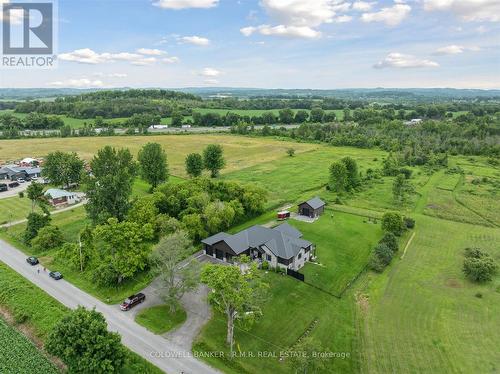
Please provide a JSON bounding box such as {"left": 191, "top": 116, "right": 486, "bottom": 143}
{"left": 299, "top": 197, "right": 326, "bottom": 210}
{"left": 45, "top": 188, "right": 74, "bottom": 199}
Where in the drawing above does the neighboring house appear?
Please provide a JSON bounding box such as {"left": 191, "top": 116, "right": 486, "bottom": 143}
{"left": 404, "top": 118, "right": 423, "bottom": 126}
{"left": 202, "top": 222, "right": 315, "bottom": 271}
{"left": 149, "top": 125, "right": 168, "bottom": 130}
{"left": 298, "top": 197, "right": 326, "bottom": 218}
{"left": 44, "top": 188, "right": 80, "bottom": 206}
{"left": 0, "top": 165, "right": 42, "bottom": 181}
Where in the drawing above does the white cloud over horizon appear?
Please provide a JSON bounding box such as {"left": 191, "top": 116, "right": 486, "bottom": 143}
{"left": 361, "top": 3, "right": 411, "bottom": 26}
{"left": 374, "top": 52, "right": 439, "bottom": 68}
{"left": 153, "top": 0, "right": 219, "bottom": 10}
{"left": 424, "top": 0, "right": 500, "bottom": 22}
{"left": 49, "top": 78, "right": 105, "bottom": 88}
{"left": 179, "top": 35, "right": 211, "bottom": 46}
{"left": 58, "top": 48, "right": 179, "bottom": 66}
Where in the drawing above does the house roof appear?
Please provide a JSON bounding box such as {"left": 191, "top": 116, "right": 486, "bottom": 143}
{"left": 299, "top": 197, "right": 326, "bottom": 210}
{"left": 45, "top": 188, "right": 74, "bottom": 199}
{"left": 202, "top": 223, "right": 312, "bottom": 260}
{"left": 0, "top": 165, "right": 41, "bottom": 176}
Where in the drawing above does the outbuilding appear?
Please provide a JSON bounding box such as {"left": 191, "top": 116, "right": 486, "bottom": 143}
{"left": 298, "top": 197, "right": 326, "bottom": 218}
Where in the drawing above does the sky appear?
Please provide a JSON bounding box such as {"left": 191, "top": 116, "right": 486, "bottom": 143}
{"left": 1, "top": 0, "right": 499, "bottom": 89}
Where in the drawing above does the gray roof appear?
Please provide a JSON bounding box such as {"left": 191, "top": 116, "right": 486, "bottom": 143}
{"left": 45, "top": 188, "right": 75, "bottom": 199}
{"left": 202, "top": 223, "right": 312, "bottom": 260}
{"left": 0, "top": 165, "right": 41, "bottom": 176}
{"left": 299, "top": 197, "right": 326, "bottom": 210}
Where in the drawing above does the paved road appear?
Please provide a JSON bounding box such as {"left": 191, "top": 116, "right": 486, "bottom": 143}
{"left": 0, "top": 238, "right": 220, "bottom": 374}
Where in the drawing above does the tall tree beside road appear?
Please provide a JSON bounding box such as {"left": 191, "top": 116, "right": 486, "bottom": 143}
{"left": 149, "top": 230, "right": 199, "bottom": 312}
{"left": 138, "top": 142, "right": 169, "bottom": 189}
{"left": 84, "top": 146, "right": 136, "bottom": 224}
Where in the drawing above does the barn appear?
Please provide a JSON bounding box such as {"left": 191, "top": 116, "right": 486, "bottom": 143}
{"left": 298, "top": 197, "right": 326, "bottom": 218}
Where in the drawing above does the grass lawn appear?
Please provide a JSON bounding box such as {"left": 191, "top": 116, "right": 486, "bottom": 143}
{"left": 194, "top": 271, "right": 358, "bottom": 374}
{"left": 135, "top": 304, "right": 187, "bottom": 335}
{"left": 290, "top": 210, "right": 382, "bottom": 295}
{"left": 0, "top": 262, "right": 163, "bottom": 374}
{"left": 0, "top": 134, "right": 318, "bottom": 177}
{"left": 357, "top": 215, "right": 500, "bottom": 374}
{"left": 0, "top": 195, "right": 40, "bottom": 224}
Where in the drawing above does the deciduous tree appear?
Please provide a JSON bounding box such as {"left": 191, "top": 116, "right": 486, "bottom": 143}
{"left": 138, "top": 142, "right": 168, "bottom": 189}
{"left": 185, "top": 153, "right": 204, "bottom": 178}
{"left": 203, "top": 144, "right": 225, "bottom": 178}
{"left": 42, "top": 151, "right": 84, "bottom": 188}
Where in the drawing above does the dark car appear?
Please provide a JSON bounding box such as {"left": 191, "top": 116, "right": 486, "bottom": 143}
{"left": 26, "top": 256, "right": 39, "bottom": 266}
{"left": 8, "top": 182, "right": 19, "bottom": 188}
{"left": 0, "top": 184, "right": 7, "bottom": 192}
{"left": 49, "top": 271, "right": 63, "bottom": 280}
{"left": 120, "top": 293, "right": 146, "bottom": 311}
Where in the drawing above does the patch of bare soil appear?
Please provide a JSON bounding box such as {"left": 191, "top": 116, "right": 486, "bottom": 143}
{"left": 356, "top": 292, "right": 370, "bottom": 315}
{"left": 445, "top": 278, "right": 463, "bottom": 288}
{"left": 0, "top": 305, "right": 66, "bottom": 371}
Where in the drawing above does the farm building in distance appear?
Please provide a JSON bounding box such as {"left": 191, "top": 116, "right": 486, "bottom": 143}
{"left": 298, "top": 197, "right": 326, "bottom": 218}
{"left": 202, "top": 222, "right": 315, "bottom": 271}
{"left": 0, "top": 165, "right": 42, "bottom": 181}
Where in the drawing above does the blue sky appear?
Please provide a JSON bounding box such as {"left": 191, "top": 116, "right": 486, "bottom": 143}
{"left": 1, "top": 0, "right": 499, "bottom": 89}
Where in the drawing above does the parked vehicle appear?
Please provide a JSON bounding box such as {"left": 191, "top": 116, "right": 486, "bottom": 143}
{"left": 49, "top": 271, "right": 63, "bottom": 280}
{"left": 120, "top": 293, "right": 146, "bottom": 311}
{"left": 26, "top": 256, "right": 39, "bottom": 265}
{"left": 17, "top": 178, "right": 26, "bottom": 183}
{"left": 0, "top": 184, "right": 7, "bottom": 192}
{"left": 8, "top": 182, "right": 19, "bottom": 188}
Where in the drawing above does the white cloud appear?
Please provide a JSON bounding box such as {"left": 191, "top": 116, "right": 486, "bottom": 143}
{"left": 240, "top": 24, "right": 321, "bottom": 38}
{"left": 162, "top": 56, "right": 180, "bottom": 63}
{"left": 179, "top": 35, "right": 211, "bottom": 46}
{"left": 434, "top": 45, "right": 480, "bottom": 55}
{"left": 424, "top": 0, "right": 500, "bottom": 22}
{"left": 49, "top": 78, "right": 105, "bottom": 88}
{"left": 352, "top": 1, "right": 376, "bottom": 11}
{"left": 153, "top": 0, "right": 218, "bottom": 9}
{"left": 93, "top": 72, "right": 128, "bottom": 78}
{"left": 361, "top": 3, "right": 411, "bottom": 26}
{"left": 136, "top": 48, "right": 167, "bottom": 55}
{"left": 241, "top": 0, "right": 352, "bottom": 39}
{"left": 204, "top": 78, "right": 219, "bottom": 85}
{"left": 200, "top": 67, "right": 221, "bottom": 77}
{"left": 58, "top": 48, "right": 178, "bottom": 66}
{"left": 374, "top": 52, "right": 439, "bottom": 68}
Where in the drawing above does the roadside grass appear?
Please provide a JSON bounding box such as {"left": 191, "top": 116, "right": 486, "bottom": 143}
{"left": 0, "top": 134, "right": 318, "bottom": 177}
{"left": 291, "top": 210, "right": 382, "bottom": 295}
{"left": 135, "top": 304, "right": 187, "bottom": 335}
{"left": 357, "top": 215, "right": 500, "bottom": 374}
{"left": 0, "top": 262, "right": 163, "bottom": 374}
{"left": 194, "top": 271, "right": 358, "bottom": 374}
{"left": 0, "top": 317, "right": 58, "bottom": 374}
{"left": 0, "top": 195, "right": 43, "bottom": 224}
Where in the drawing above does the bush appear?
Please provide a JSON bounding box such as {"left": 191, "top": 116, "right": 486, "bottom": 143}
{"left": 13, "top": 310, "right": 29, "bottom": 324}
{"left": 379, "top": 232, "right": 399, "bottom": 253}
{"left": 31, "top": 225, "right": 64, "bottom": 253}
{"left": 261, "top": 261, "right": 269, "bottom": 270}
{"left": 374, "top": 243, "right": 393, "bottom": 266}
{"left": 18, "top": 191, "right": 24, "bottom": 198}
{"left": 464, "top": 247, "right": 486, "bottom": 259}
{"left": 24, "top": 212, "right": 51, "bottom": 243}
{"left": 381, "top": 212, "right": 404, "bottom": 236}
{"left": 399, "top": 168, "right": 413, "bottom": 179}
{"left": 463, "top": 257, "right": 497, "bottom": 282}
{"left": 403, "top": 217, "right": 415, "bottom": 229}
{"left": 369, "top": 254, "right": 385, "bottom": 272}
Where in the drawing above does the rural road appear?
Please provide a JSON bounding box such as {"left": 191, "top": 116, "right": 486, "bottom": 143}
{"left": 0, "top": 238, "right": 220, "bottom": 374}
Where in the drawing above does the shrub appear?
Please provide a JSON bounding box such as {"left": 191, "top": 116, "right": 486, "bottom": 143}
{"left": 381, "top": 212, "right": 404, "bottom": 236}
{"left": 31, "top": 225, "right": 64, "bottom": 253}
{"left": 374, "top": 243, "right": 393, "bottom": 266}
{"left": 398, "top": 168, "right": 413, "bottom": 179}
{"left": 369, "top": 254, "right": 385, "bottom": 273}
{"left": 18, "top": 191, "right": 24, "bottom": 198}
{"left": 261, "top": 261, "right": 269, "bottom": 270}
{"left": 379, "top": 232, "right": 399, "bottom": 253}
{"left": 13, "top": 310, "right": 29, "bottom": 324}
{"left": 464, "top": 247, "right": 486, "bottom": 259}
{"left": 463, "top": 256, "right": 497, "bottom": 282}
{"left": 24, "top": 212, "right": 51, "bottom": 243}
{"left": 403, "top": 217, "right": 415, "bottom": 229}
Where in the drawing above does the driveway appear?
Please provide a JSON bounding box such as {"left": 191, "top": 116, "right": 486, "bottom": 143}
{"left": 0, "top": 180, "right": 32, "bottom": 199}
{"left": 0, "top": 238, "right": 220, "bottom": 374}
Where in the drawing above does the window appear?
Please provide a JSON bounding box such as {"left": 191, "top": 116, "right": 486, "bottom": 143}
{"left": 266, "top": 254, "right": 271, "bottom": 261}
{"left": 298, "top": 253, "right": 302, "bottom": 259}
{"left": 278, "top": 257, "right": 291, "bottom": 265}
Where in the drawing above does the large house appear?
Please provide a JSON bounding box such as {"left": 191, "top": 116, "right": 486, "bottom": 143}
{"left": 202, "top": 223, "right": 315, "bottom": 271}
{"left": 0, "top": 165, "right": 42, "bottom": 181}
{"left": 298, "top": 197, "right": 326, "bottom": 218}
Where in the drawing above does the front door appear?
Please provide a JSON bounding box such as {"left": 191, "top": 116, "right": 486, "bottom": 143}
{"left": 302, "top": 207, "right": 310, "bottom": 217}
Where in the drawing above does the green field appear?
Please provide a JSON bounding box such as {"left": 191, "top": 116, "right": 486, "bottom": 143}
{"left": 291, "top": 210, "right": 382, "bottom": 295}
{"left": 0, "top": 317, "right": 58, "bottom": 374}
{"left": 0, "top": 195, "right": 43, "bottom": 224}
{"left": 135, "top": 304, "right": 187, "bottom": 335}
{"left": 0, "top": 262, "right": 163, "bottom": 374}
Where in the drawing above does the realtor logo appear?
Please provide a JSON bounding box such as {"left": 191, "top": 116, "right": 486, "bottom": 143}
{"left": 2, "top": 1, "right": 57, "bottom": 68}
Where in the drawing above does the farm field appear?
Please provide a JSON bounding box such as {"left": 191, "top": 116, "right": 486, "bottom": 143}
{"left": 0, "top": 134, "right": 318, "bottom": 176}
{"left": 290, "top": 210, "right": 382, "bottom": 295}
{"left": 0, "top": 317, "right": 58, "bottom": 374}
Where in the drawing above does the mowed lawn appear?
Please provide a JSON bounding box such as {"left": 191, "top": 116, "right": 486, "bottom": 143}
{"left": 0, "top": 134, "right": 318, "bottom": 176}
{"left": 195, "top": 272, "right": 358, "bottom": 374}
{"left": 0, "top": 196, "right": 37, "bottom": 224}
{"left": 290, "top": 211, "right": 382, "bottom": 295}
{"left": 358, "top": 215, "right": 500, "bottom": 374}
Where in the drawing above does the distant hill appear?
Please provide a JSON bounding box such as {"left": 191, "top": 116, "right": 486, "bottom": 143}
{"left": 1, "top": 87, "right": 499, "bottom": 102}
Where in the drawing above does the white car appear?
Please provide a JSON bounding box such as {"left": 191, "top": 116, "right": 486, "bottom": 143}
{"left": 17, "top": 178, "right": 26, "bottom": 183}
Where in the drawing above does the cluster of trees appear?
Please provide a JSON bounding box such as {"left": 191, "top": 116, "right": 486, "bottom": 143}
{"left": 463, "top": 247, "right": 498, "bottom": 283}
{"left": 328, "top": 157, "right": 360, "bottom": 193}
{"left": 370, "top": 212, "right": 415, "bottom": 272}
{"left": 185, "top": 144, "right": 225, "bottom": 178}
{"left": 0, "top": 112, "right": 64, "bottom": 131}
